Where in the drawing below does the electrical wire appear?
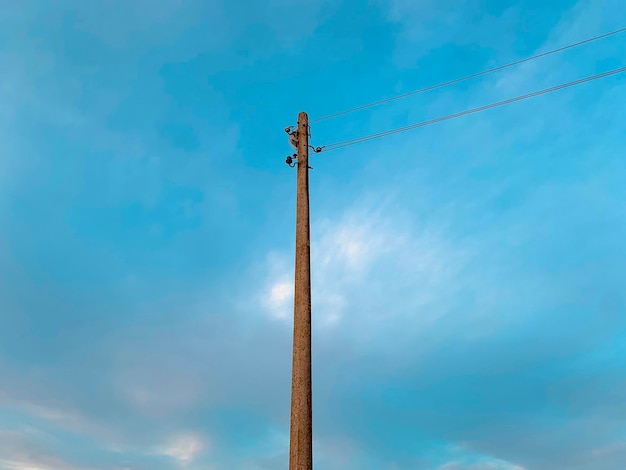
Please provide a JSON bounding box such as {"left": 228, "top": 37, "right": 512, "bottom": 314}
{"left": 318, "top": 66, "right": 626, "bottom": 152}
{"left": 310, "top": 26, "right": 626, "bottom": 124}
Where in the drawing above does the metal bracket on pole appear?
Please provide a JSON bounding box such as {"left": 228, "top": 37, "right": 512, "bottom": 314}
{"left": 286, "top": 153, "right": 297, "bottom": 167}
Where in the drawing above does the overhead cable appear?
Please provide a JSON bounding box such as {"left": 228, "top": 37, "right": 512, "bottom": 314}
{"left": 310, "top": 26, "right": 626, "bottom": 124}
{"left": 318, "top": 66, "right": 626, "bottom": 152}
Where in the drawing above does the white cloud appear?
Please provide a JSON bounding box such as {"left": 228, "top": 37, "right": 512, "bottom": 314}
{"left": 157, "top": 433, "right": 206, "bottom": 464}
{"left": 260, "top": 252, "right": 294, "bottom": 321}
{"left": 267, "top": 281, "right": 294, "bottom": 320}
{"left": 259, "top": 199, "right": 466, "bottom": 353}
{"left": 260, "top": 209, "right": 392, "bottom": 326}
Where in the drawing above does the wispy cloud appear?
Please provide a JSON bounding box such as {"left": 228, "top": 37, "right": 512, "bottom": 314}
{"left": 0, "top": 428, "right": 89, "bottom": 470}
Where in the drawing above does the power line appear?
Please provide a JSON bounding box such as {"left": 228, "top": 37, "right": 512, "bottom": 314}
{"left": 317, "top": 66, "right": 626, "bottom": 152}
{"left": 310, "top": 26, "right": 626, "bottom": 124}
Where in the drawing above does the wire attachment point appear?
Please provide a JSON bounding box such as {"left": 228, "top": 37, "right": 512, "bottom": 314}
{"left": 309, "top": 145, "right": 324, "bottom": 153}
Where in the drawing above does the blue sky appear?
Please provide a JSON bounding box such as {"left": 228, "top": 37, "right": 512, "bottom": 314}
{"left": 1, "top": 0, "right": 625, "bottom": 469}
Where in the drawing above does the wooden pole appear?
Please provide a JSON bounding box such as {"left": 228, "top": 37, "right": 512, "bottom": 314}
{"left": 289, "top": 111, "right": 313, "bottom": 470}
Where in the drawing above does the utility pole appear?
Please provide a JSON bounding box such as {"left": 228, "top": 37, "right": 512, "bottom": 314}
{"left": 288, "top": 111, "right": 313, "bottom": 470}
